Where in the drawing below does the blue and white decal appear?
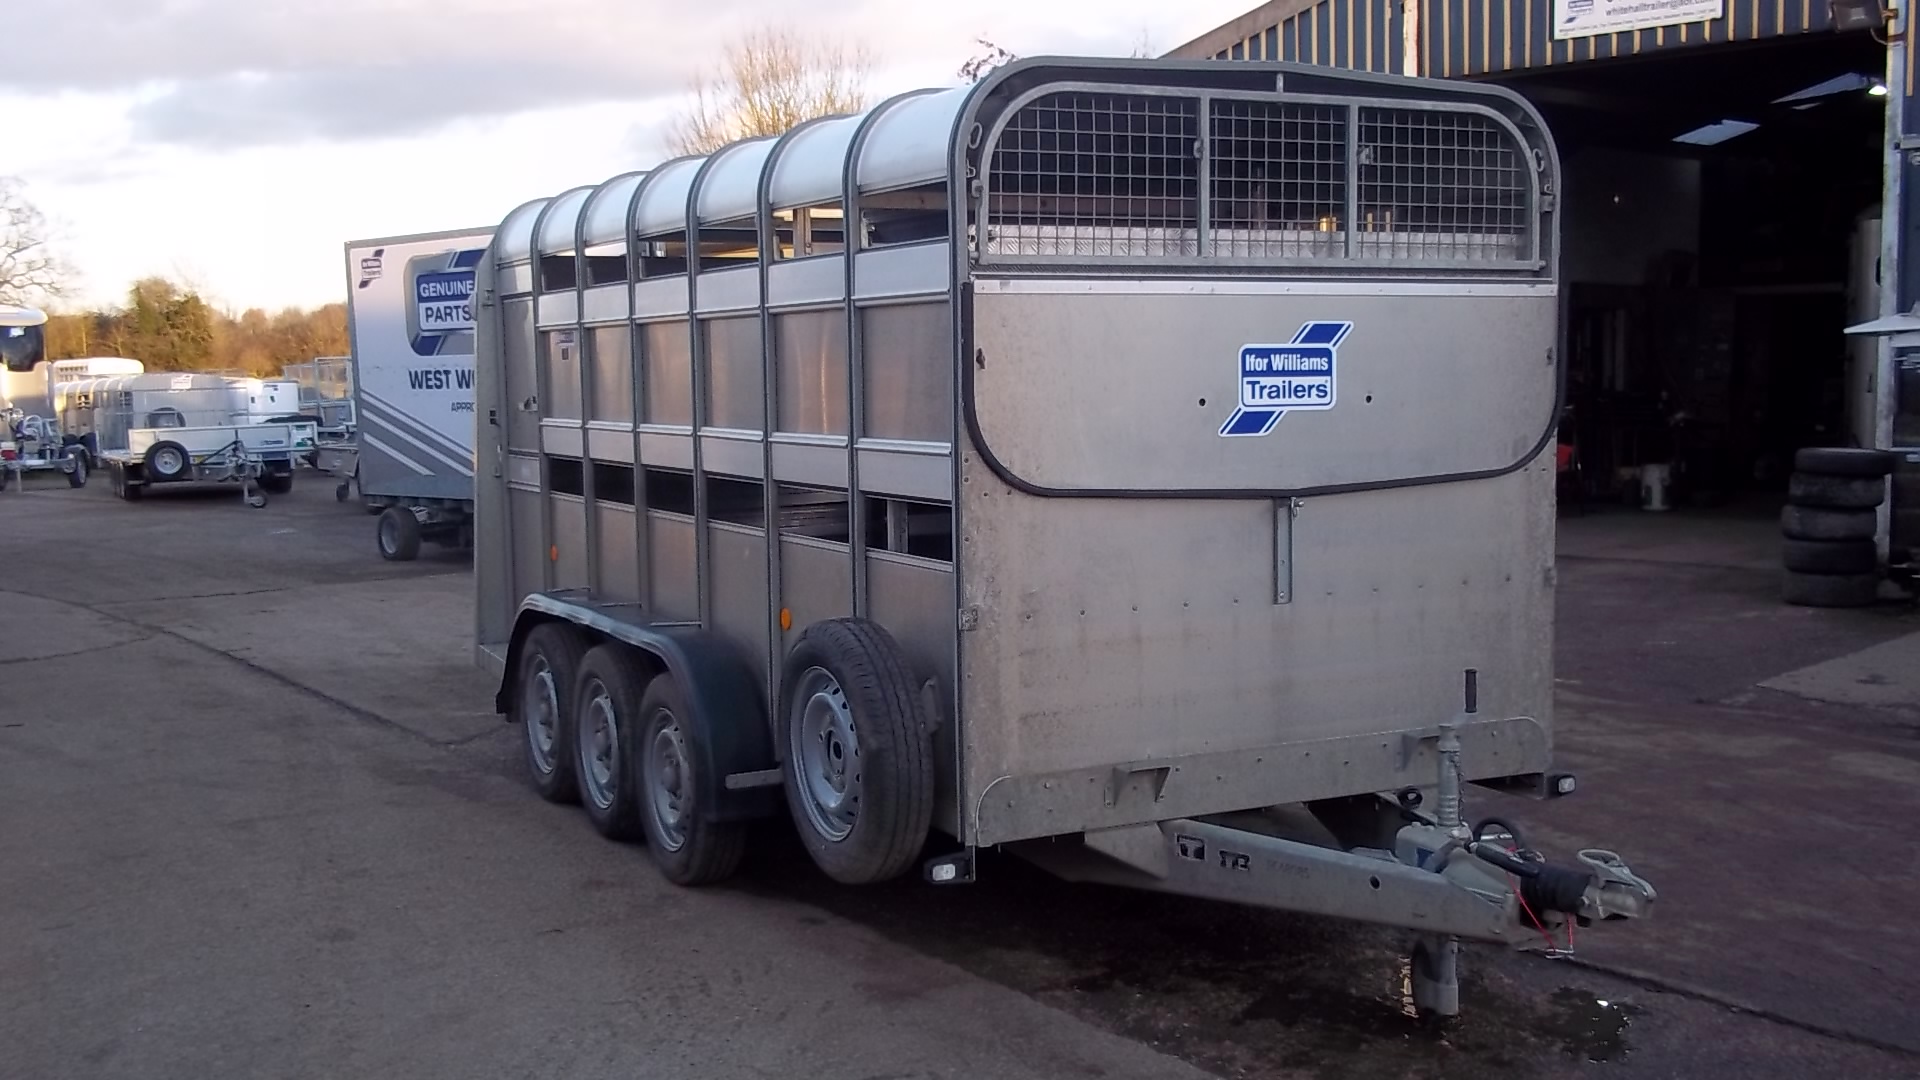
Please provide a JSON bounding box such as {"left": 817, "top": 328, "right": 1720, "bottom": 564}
{"left": 1218, "top": 321, "right": 1350, "bottom": 438}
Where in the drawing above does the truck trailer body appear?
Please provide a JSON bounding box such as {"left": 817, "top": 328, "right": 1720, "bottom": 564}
{"left": 470, "top": 58, "right": 1654, "bottom": 1017}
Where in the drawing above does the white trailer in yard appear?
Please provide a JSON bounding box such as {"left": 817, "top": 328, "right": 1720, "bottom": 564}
{"left": 344, "top": 228, "right": 493, "bottom": 560}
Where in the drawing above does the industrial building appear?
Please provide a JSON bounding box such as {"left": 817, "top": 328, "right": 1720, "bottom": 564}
{"left": 1172, "top": 0, "right": 1919, "bottom": 551}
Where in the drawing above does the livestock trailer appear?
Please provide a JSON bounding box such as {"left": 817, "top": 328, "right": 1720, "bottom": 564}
{"left": 58, "top": 373, "right": 315, "bottom": 502}
{"left": 344, "top": 229, "right": 492, "bottom": 560}
{"left": 472, "top": 58, "right": 1655, "bottom": 1016}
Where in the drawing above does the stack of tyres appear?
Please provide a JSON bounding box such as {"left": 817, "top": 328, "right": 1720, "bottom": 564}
{"left": 1781, "top": 448, "right": 1896, "bottom": 607}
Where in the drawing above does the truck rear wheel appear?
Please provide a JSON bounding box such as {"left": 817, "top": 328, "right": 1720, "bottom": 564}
{"left": 65, "top": 449, "right": 88, "bottom": 488}
{"left": 779, "top": 618, "right": 934, "bottom": 885}
{"left": 516, "top": 623, "right": 589, "bottom": 804}
{"left": 376, "top": 507, "right": 421, "bottom": 561}
{"left": 572, "top": 645, "right": 648, "bottom": 843}
{"left": 634, "top": 670, "right": 747, "bottom": 885}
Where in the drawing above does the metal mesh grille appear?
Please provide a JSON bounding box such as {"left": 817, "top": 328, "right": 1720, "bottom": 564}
{"left": 980, "top": 91, "right": 1537, "bottom": 267}
{"left": 983, "top": 92, "right": 1200, "bottom": 258}
{"left": 1354, "top": 107, "right": 1530, "bottom": 262}
{"left": 1209, "top": 100, "right": 1347, "bottom": 259}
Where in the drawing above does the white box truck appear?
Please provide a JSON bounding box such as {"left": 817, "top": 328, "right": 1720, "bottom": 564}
{"left": 343, "top": 228, "right": 493, "bottom": 559}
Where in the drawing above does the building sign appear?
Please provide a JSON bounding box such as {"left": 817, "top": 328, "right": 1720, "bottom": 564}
{"left": 1553, "top": 0, "right": 1723, "bottom": 39}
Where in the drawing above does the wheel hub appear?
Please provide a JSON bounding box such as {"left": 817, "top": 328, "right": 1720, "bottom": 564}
{"left": 645, "top": 714, "right": 690, "bottom": 852}
{"left": 581, "top": 684, "right": 619, "bottom": 810}
{"left": 522, "top": 660, "right": 559, "bottom": 773}
{"left": 791, "top": 667, "right": 860, "bottom": 842}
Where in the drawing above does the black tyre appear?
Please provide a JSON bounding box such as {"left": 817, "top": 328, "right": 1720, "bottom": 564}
{"left": 779, "top": 618, "right": 934, "bottom": 885}
{"left": 65, "top": 449, "right": 88, "bottom": 488}
{"left": 1793, "top": 447, "right": 1897, "bottom": 478}
{"left": 260, "top": 470, "right": 294, "bottom": 495}
{"left": 572, "top": 645, "right": 648, "bottom": 842}
{"left": 1780, "top": 505, "right": 1876, "bottom": 542}
{"left": 1787, "top": 472, "right": 1884, "bottom": 511}
{"left": 1782, "top": 570, "right": 1879, "bottom": 608}
{"left": 335, "top": 481, "right": 350, "bottom": 502}
{"left": 376, "top": 506, "right": 421, "bottom": 561}
{"left": 1782, "top": 538, "right": 1877, "bottom": 575}
{"left": 143, "top": 440, "right": 191, "bottom": 482}
{"left": 514, "top": 623, "right": 590, "bottom": 804}
{"left": 633, "top": 670, "right": 747, "bottom": 885}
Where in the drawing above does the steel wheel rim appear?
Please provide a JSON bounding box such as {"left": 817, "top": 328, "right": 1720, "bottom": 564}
{"left": 522, "top": 657, "right": 560, "bottom": 774}
{"left": 790, "top": 666, "right": 859, "bottom": 842}
{"left": 155, "top": 448, "right": 183, "bottom": 475}
{"left": 644, "top": 710, "right": 691, "bottom": 852}
{"left": 579, "top": 679, "right": 619, "bottom": 810}
{"left": 379, "top": 515, "right": 400, "bottom": 551}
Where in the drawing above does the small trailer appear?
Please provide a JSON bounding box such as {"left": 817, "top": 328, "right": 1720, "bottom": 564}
{"left": 344, "top": 229, "right": 493, "bottom": 559}
{"left": 283, "top": 356, "right": 361, "bottom": 500}
{"left": 471, "top": 58, "right": 1656, "bottom": 1017}
{"left": 0, "top": 356, "right": 145, "bottom": 491}
{"left": 58, "top": 373, "right": 315, "bottom": 504}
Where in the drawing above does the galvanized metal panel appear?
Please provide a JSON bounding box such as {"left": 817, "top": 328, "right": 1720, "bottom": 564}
{"left": 510, "top": 487, "right": 546, "bottom": 601}
{"left": 588, "top": 324, "right": 634, "bottom": 425}
{"left": 586, "top": 426, "right": 633, "bottom": 463}
{"left": 633, "top": 278, "right": 689, "bottom": 320}
{"left": 495, "top": 199, "right": 550, "bottom": 264}
{"left": 595, "top": 504, "right": 641, "bottom": 602}
{"left": 780, "top": 538, "right": 854, "bottom": 650}
{"left": 637, "top": 430, "right": 694, "bottom": 470}
{"left": 969, "top": 281, "right": 1556, "bottom": 494}
{"left": 647, "top": 512, "right": 699, "bottom": 620}
{"left": 867, "top": 553, "right": 958, "bottom": 833}
{"left": 853, "top": 245, "right": 949, "bottom": 301}
{"left": 772, "top": 309, "right": 849, "bottom": 435}
{"left": 770, "top": 437, "right": 850, "bottom": 490}
{"left": 541, "top": 329, "right": 583, "bottom": 421}
{"left": 536, "top": 290, "right": 580, "bottom": 329}
{"left": 580, "top": 284, "right": 627, "bottom": 325}
{"left": 551, "top": 494, "right": 589, "bottom": 589}
{"left": 860, "top": 300, "right": 951, "bottom": 442}
{"left": 539, "top": 424, "right": 584, "bottom": 458}
{"left": 767, "top": 258, "right": 846, "bottom": 309}
{"left": 497, "top": 262, "right": 535, "bottom": 296}
{"left": 700, "top": 433, "right": 764, "bottom": 479}
{"left": 855, "top": 443, "right": 952, "bottom": 501}
{"left": 503, "top": 299, "right": 539, "bottom": 452}
{"left": 701, "top": 317, "right": 764, "bottom": 429}
{"left": 709, "top": 523, "right": 771, "bottom": 687}
{"left": 639, "top": 320, "right": 693, "bottom": 425}
{"left": 957, "top": 447, "right": 1556, "bottom": 842}
{"left": 506, "top": 453, "right": 540, "bottom": 487}
{"left": 694, "top": 265, "right": 761, "bottom": 315}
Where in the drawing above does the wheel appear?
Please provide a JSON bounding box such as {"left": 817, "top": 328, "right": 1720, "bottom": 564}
{"left": 515, "top": 623, "right": 590, "bottom": 803}
{"left": 0, "top": 466, "right": 10, "bottom": 492}
{"left": 1787, "top": 472, "right": 1885, "bottom": 511}
{"left": 65, "top": 449, "right": 88, "bottom": 488}
{"left": 143, "top": 440, "right": 191, "bottom": 483}
{"left": 260, "top": 470, "right": 294, "bottom": 495}
{"left": 376, "top": 506, "right": 422, "bottom": 561}
{"left": 569, "top": 645, "right": 651, "bottom": 842}
{"left": 247, "top": 491, "right": 269, "bottom": 509}
{"left": 779, "top": 618, "right": 935, "bottom": 885}
{"left": 1793, "top": 447, "right": 1897, "bottom": 478}
{"left": 634, "top": 670, "right": 747, "bottom": 885}
{"left": 335, "top": 481, "right": 350, "bottom": 502}
{"left": 1782, "top": 538, "right": 1877, "bottom": 575}
{"left": 1780, "top": 505, "right": 1876, "bottom": 542}
{"left": 1783, "top": 570, "right": 1879, "bottom": 608}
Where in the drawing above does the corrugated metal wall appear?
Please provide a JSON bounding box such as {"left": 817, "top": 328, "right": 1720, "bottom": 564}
{"left": 1210, "top": 0, "right": 1842, "bottom": 77}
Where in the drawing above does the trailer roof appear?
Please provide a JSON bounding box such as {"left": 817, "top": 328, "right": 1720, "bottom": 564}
{"left": 507, "top": 80, "right": 970, "bottom": 263}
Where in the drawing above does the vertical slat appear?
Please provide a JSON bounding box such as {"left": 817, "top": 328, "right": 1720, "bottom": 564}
{"left": 1344, "top": 102, "right": 1359, "bottom": 258}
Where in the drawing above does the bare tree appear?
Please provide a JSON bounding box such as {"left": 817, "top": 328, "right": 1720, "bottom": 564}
{"left": 959, "top": 29, "right": 1153, "bottom": 85}
{"left": 959, "top": 37, "right": 1019, "bottom": 83}
{"left": 0, "top": 178, "right": 66, "bottom": 306}
{"left": 668, "top": 28, "right": 872, "bottom": 156}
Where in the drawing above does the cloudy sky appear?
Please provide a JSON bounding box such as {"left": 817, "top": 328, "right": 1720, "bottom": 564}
{"left": 8, "top": 0, "right": 1253, "bottom": 314}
